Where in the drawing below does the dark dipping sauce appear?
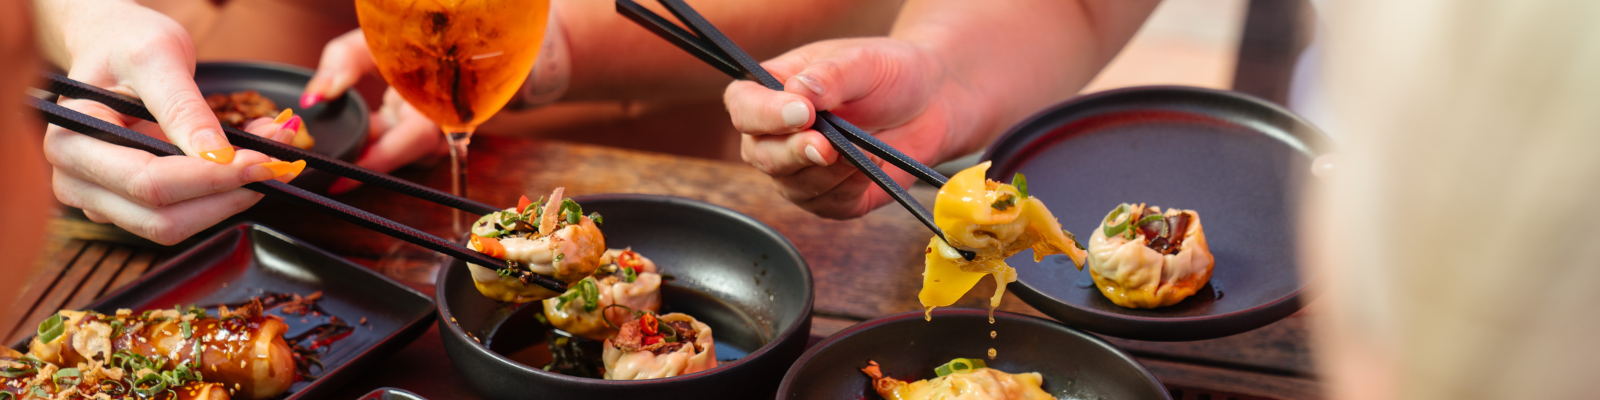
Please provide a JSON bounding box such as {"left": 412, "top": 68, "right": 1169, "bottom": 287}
{"left": 484, "top": 284, "right": 767, "bottom": 378}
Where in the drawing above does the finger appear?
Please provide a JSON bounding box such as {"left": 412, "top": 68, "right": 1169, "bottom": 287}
{"left": 54, "top": 170, "right": 264, "bottom": 245}
{"left": 790, "top": 172, "right": 880, "bottom": 219}
{"left": 739, "top": 130, "right": 837, "bottom": 176}
{"left": 241, "top": 115, "right": 298, "bottom": 145}
{"left": 302, "top": 29, "right": 375, "bottom": 108}
{"left": 781, "top": 42, "right": 937, "bottom": 131}
{"left": 45, "top": 115, "right": 280, "bottom": 208}
{"left": 329, "top": 102, "right": 442, "bottom": 194}
{"left": 108, "top": 48, "right": 235, "bottom": 164}
{"left": 773, "top": 161, "right": 858, "bottom": 203}
{"left": 724, "top": 80, "right": 814, "bottom": 135}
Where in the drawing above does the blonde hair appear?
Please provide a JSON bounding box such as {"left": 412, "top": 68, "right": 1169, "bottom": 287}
{"left": 1310, "top": 1, "right": 1600, "bottom": 399}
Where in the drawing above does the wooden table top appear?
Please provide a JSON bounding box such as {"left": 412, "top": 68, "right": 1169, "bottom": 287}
{"left": 20, "top": 136, "right": 1321, "bottom": 399}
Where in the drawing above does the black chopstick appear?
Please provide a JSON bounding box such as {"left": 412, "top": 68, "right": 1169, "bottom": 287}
{"left": 25, "top": 95, "right": 567, "bottom": 294}
{"left": 39, "top": 73, "right": 500, "bottom": 216}
{"left": 620, "top": 0, "right": 973, "bottom": 259}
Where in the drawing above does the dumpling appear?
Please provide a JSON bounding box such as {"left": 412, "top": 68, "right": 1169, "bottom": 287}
{"left": 1087, "top": 203, "right": 1214, "bottom": 308}
{"left": 466, "top": 187, "right": 607, "bottom": 303}
{"left": 543, "top": 249, "right": 664, "bottom": 340}
{"left": 860, "top": 359, "right": 1056, "bottom": 400}
{"left": 601, "top": 312, "right": 716, "bottom": 380}
{"left": 921, "top": 162, "right": 1088, "bottom": 318}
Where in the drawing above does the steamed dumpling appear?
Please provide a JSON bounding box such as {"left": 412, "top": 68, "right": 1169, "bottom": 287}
{"left": 861, "top": 360, "right": 1056, "bottom": 400}
{"left": 1087, "top": 203, "right": 1214, "bottom": 308}
{"left": 543, "top": 249, "right": 663, "bottom": 340}
{"left": 602, "top": 312, "right": 716, "bottom": 380}
{"left": 921, "top": 162, "right": 1088, "bottom": 317}
{"left": 466, "top": 187, "right": 607, "bottom": 303}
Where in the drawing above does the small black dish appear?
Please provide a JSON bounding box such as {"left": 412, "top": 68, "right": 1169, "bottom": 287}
{"left": 358, "top": 387, "right": 429, "bottom": 400}
{"left": 780, "top": 309, "right": 1169, "bottom": 400}
{"left": 195, "top": 61, "right": 369, "bottom": 193}
{"left": 437, "top": 194, "right": 814, "bottom": 400}
{"left": 983, "top": 86, "right": 1331, "bottom": 341}
{"left": 9, "top": 223, "right": 437, "bottom": 399}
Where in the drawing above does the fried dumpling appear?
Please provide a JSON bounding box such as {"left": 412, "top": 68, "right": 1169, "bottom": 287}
{"left": 1087, "top": 203, "right": 1214, "bottom": 308}
{"left": 861, "top": 359, "right": 1056, "bottom": 400}
{"left": 601, "top": 312, "right": 716, "bottom": 380}
{"left": 543, "top": 249, "right": 663, "bottom": 340}
{"left": 921, "top": 162, "right": 1087, "bottom": 318}
{"left": 466, "top": 187, "right": 607, "bottom": 303}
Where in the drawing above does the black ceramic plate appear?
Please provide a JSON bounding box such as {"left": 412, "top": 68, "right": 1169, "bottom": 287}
{"left": 195, "top": 61, "right": 369, "bottom": 192}
{"left": 11, "top": 223, "right": 437, "bottom": 399}
{"left": 358, "top": 388, "right": 429, "bottom": 400}
{"left": 779, "top": 309, "right": 1169, "bottom": 400}
{"left": 437, "top": 194, "right": 814, "bottom": 400}
{"left": 985, "top": 86, "right": 1331, "bottom": 341}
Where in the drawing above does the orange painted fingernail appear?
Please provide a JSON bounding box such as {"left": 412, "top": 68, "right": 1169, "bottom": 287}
{"left": 273, "top": 108, "right": 294, "bottom": 124}
{"left": 194, "top": 130, "right": 234, "bottom": 163}
{"left": 259, "top": 160, "right": 307, "bottom": 179}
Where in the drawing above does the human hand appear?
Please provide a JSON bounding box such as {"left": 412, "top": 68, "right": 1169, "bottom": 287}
{"left": 302, "top": 29, "right": 447, "bottom": 194}
{"left": 38, "top": 0, "right": 302, "bottom": 244}
{"left": 724, "top": 38, "right": 973, "bottom": 219}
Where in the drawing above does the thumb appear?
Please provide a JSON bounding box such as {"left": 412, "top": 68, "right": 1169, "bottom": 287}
{"left": 118, "top": 57, "right": 233, "bottom": 163}
{"left": 302, "top": 29, "right": 376, "bottom": 108}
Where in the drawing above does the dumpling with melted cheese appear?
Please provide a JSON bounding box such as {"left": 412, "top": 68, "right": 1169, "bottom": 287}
{"left": 1087, "top": 203, "right": 1214, "bottom": 308}
{"left": 921, "top": 162, "right": 1088, "bottom": 317}
{"left": 861, "top": 359, "right": 1056, "bottom": 400}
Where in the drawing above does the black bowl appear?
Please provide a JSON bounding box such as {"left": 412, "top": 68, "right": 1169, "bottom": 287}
{"left": 436, "top": 194, "right": 814, "bottom": 399}
{"left": 983, "top": 86, "right": 1331, "bottom": 341}
{"left": 195, "top": 61, "right": 369, "bottom": 193}
{"left": 779, "top": 309, "right": 1169, "bottom": 400}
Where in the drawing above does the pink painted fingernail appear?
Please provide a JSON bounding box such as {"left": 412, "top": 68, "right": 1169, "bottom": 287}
{"left": 300, "top": 93, "right": 324, "bottom": 108}
{"left": 282, "top": 115, "right": 302, "bottom": 133}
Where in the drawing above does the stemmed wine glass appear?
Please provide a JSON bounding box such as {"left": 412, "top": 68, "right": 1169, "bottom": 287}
{"left": 355, "top": 0, "right": 550, "bottom": 233}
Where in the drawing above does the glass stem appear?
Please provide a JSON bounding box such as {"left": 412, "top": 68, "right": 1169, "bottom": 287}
{"left": 446, "top": 130, "right": 472, "bottom": 235}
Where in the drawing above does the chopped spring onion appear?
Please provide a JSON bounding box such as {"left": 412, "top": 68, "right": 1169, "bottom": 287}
{"left": 1012, "top": 173, "right": 1029, "bottom": 198}
{"left": 53, "top": 367, "right": 80, "bottom": 386}
{"left": 180, "top": 320, "right": 192, "bottom": 339}
{"left": 990, "top": 194, "right": 1016, "bottom": 211}
{"left": 1136, "top": 214, "right": 1168, "bottom": 237}
{"left": 934, "top": 358, "right": 987, "bottom": 377}
{"left": 1102, "top": 204, "right": 1131, "bottom": 238}
{"left": 36, "top": 313, "right": 64, "bottom": 344}
{"left": 621, "top": 266, "right": 638, "bottom": 283}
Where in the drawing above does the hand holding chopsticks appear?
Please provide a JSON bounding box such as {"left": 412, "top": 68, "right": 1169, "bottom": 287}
{"left": 618, "top": 0, "right": 974, "bottom": 259}
{"left": 27, "top": 74, "right": 567, "bottom": 294}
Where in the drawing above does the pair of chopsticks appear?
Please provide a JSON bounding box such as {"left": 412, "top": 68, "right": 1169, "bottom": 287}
{"left": 616, "top": 0, "right": 974, "bottom": 259}
{"left": 27, "top": 73, "right": 568, "bottom": 293}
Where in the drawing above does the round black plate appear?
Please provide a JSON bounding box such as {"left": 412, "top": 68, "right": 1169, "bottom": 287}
{"left": 194, "top": 61, "right": 368, "bottom": 193}
{"left": 779, "top": 309, "right": 1169, "bottom": 400}
{"left": 436, "top": 194, "right": 814, "bottom": 399}
{"left": 984, "top": 86, "right": 1331, "bottom": 341}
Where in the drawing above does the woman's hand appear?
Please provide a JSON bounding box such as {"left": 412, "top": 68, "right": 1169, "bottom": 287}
{"left": 35, "top": 0, "right": 300, "bottom": 244}
{"left": 724, "top": 38, "right": 967, "bottom": 219}
{"left": 302, "top": 30, "right": 445, "bottom": 194}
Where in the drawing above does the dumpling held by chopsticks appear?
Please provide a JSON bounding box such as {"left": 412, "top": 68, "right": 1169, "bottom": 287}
{"left": 466, "top": 187, "right": 607, "bottom": 303}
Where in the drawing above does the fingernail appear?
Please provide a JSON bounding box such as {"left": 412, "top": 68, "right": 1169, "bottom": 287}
{"left": 329, "top": 178, "right": 358, "bottom": 194}
{"left": 794, "top": 74, "right": 825, "bottom": 96}
{"left": 258, "top": 160, "right": 307, "bottom": 179}
{"left": 782, "top": 101, "right": 809, "bottom": 129}
{"left": 273, "top": 108, "right": 294, "bottom": 124}
{"left": 805, "top": 144, "right": 827, "bottom": 166}
{"left": 300, "top": 93, "right": 323, "bottom": 109}
{"left": 281, "top": 116, "right": 303, "bottom": 133}
{"left": 194, "top": 130, "right": 234, "bottom": 163}
{"left": 245, "top": 164, "right": 276, "bottom": 182}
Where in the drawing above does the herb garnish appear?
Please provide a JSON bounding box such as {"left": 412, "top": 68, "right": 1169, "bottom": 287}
{"left": 1012, "top": 173, "right": 1029, "bottom": 198}
{"left": 990, "top": 194, "right": 1016, "bottom": 211}
{"left": 621, "top": 266, "right": 638, "bottom": 283}
{"left": 36, "top": 313, "right": 64, "bottom": 344}
{"left": 934, "top": 358, "right": 987, "bottom": 377}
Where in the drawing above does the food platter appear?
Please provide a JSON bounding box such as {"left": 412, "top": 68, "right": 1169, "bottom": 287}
{"left": 779, "top": 309, "right": 1169, "bottom": 400}
{"left": 985, "top": 86, "right": 1331, "bottom": 341}
{"left": 195, "top": 61, "right": 369, "bottom": 193}
{"left": 436, "top": 194, "right": 814, "bottom": 400}
{"left": 10, "top": 223, "right": 438, "bottom": 399}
